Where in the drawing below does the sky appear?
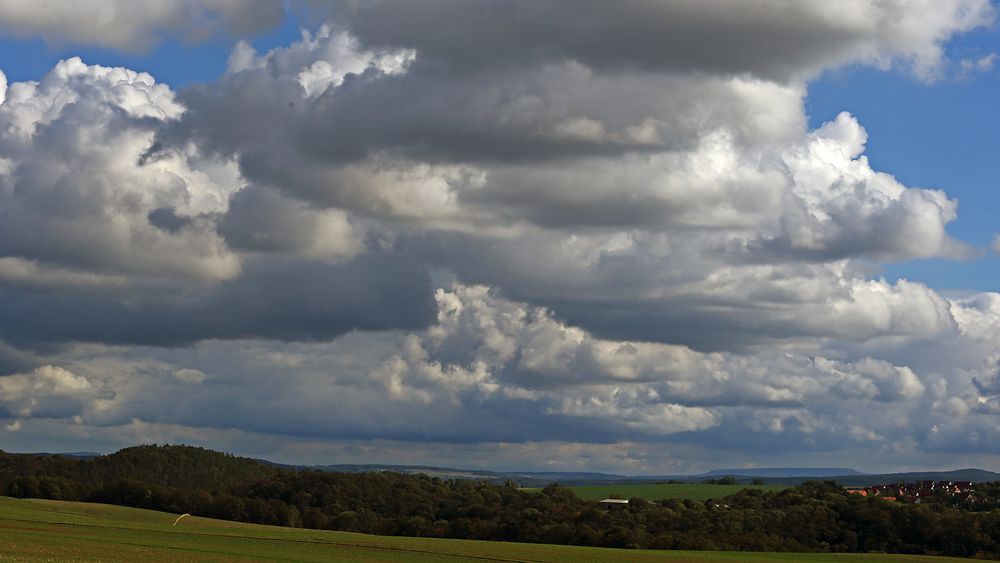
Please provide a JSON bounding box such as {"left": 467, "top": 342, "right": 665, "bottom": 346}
{"left": 0, "top": 0, "right": 999, "bottom": 475}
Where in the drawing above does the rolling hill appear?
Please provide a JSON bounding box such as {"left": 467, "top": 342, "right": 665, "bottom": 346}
{"left": 0, "top": 495, "right": 973, "bottom": 562}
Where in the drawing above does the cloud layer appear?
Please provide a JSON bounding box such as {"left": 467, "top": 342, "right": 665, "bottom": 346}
{"left": 0, "top": 0, "right": 998, "bottom": 472}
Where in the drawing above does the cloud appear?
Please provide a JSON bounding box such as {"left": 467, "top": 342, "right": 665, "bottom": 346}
{"left": 218, "top": 184, "right": 366, "bottom": 262}
{"left": 958, "top": 52, "right": 998, "bottom": 78}
{"left": 0, "top": 365, "right": 109, "bottom": 419}
{"left": 4, "top": 281, "right": 997, "bottom": 472}
{"left": 158, "top": 22, "right": 967, "bottom": 247}
{"left": 0, "top": 254, "right": 435, "bottom": 348}
{"left": 326, "top": 0, "right": 993, "bottom": 81}
{"left": 1, "top": 3, "right": 998, "bottom": 470}
{"left": 0, "top": 337, "right": 40, "bottom": 376}
{"left": 0, "top": 0, "right": 284, "bottom": 51}
{"left": 0, "top": 263, "right": 995, "bottom": 471}
{"left": 0, "top": 57, "right": 436, "bottom": 349}
{"left": 154, "top": 20, "right": 968, "bottom": 356}
{"left": 0, "top": 57, "right": 240, "bottom": 282}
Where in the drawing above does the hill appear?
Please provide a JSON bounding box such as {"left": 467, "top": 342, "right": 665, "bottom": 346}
{"left": 3, "top": 445, "right": 1000, "bottom": 557}
{"left": 0, "top": 444, "right": 272, "bottom": 497}
{"left": 0, "top": 495, "right": 973, "bottom": 562}
{"left": 522, "top": 483, "right": 789, "bottom": 501}
{"left": 702, "top": 468, "right": 865, "bottom": 478}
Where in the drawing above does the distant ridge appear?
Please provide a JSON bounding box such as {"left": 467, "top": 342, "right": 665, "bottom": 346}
{"left": 291, "top": 464, "right": 1000, "bottom": 487}
{"left": 702, "top": 467, "right": 866, "bottom": 478}
{"left": 26, "top": 451, "right": 102, "bottom": 459}
{"left": 258, "top": 462, "right": 1000, "bottom": 487}
{"left": 285, "top": 463, "right": 629, "bottom": 486}
{"left": 13, "top": 449, "right": 1000, "bottom": 487}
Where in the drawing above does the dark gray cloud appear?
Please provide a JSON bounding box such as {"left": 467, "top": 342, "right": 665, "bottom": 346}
{"left": 0, "top": 255, "right": 434, "bottom": 348}
{"left": 0, "top": 0, "right": 285, "bottom": 51}
{"left": 147, "top": 207, "right": 192, "bottom": 234}
{"left": 326, "top": 0, "right": 991, "bottom": 81}
{"left": 0, "top": 340, "right": 40, "bottom": 376}
{"left": 165, "top": 58, "right": 708, "bottom": 173}
{"left": 218, "top": 184, "right": 364, "bottom": 260}
{"left": 974, "top": 359, "right": 1000, "bottom": 396}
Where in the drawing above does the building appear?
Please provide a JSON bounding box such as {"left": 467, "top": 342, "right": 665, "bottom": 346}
{"left": 598, "top": 498, "right": 630, "bottom": 510}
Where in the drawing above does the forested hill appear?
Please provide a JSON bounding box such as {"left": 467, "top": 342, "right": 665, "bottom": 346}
{"left": 3, "top": 445, "right": 1000, "bottom": 557}
{"left": 0, "top": 444, "right": 273, "bottom": 495}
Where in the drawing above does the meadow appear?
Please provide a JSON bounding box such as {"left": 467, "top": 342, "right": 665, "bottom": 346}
{"left": 0, "top": 495, "right": 971, "bottom": 562}
{"left": 521, "top": 483, "right": 789, "bottom": 501}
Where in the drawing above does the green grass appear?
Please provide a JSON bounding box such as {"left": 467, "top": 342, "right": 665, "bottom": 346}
{"left": 0, "top": 495, "right": 966, "bottom": 562}
{"left": 522, "top": 483, "right": 789, "bottom": 501}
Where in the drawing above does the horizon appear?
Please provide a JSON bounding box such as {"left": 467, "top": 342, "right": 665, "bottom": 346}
{"left": 1, "top": 1, "right": 1000, "bottom": 476}
{"left": 6, "top": 443, "right": 997, "bottom": 478}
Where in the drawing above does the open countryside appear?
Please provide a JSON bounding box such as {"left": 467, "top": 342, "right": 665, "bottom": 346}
{"left": 4, "top": 445, "right": 1000, "bottom": 557}
{"left": 521, "top": 483, "right": 789, "bottom": 502}
{"left": 0, "top": 496, "right": 972, "bottom": 562}
{"left": 4, "top": 1, "right": 1000, "bottom": 560}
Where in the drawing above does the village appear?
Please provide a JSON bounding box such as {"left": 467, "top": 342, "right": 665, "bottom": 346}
{"left": 846, "top": 481, "right": 978, "bottom": 503}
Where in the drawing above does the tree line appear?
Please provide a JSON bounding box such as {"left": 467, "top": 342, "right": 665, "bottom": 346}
{"left": 2, "top": 445, "right": 1000, "bottom": 558}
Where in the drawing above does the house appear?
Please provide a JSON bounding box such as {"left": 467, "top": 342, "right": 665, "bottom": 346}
{"left": 598, "top": 498, "right": 630, "bottom": 510}
{"left": 843, "top": 481, "right": 980, "bottom": 503}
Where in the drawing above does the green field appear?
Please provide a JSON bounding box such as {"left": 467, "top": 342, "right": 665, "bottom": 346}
{"left": 522, "top": 483, "right": 789, "bottom": 501}
{"left": 0, "top": 495, "right": 966, "bottom": 562}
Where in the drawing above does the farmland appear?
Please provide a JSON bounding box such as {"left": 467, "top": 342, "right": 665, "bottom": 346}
{"left": 522, "top": 483, "right": 789, "bottom": 501}
{"left": 0, "top": 495, "right": 967, "bottom": 562}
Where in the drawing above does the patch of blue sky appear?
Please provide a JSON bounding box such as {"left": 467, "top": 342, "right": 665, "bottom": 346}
{"left": 0, "top": 9, "right": 304, "bottom": 87}
{"left": 807, "top": 27, "right": 1000, "bottom": 292}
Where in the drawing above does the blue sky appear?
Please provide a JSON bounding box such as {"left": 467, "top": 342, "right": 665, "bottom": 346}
{"left": 1, "top": 1, "right": 1000, "bottom": 473}
{"left": 808, "top": 27, "right": 1000, "bottom": 292}
{"left": 0, "top": 14, "right": 301, "bottom": 86}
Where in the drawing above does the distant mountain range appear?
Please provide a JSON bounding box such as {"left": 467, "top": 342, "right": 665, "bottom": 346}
{"left": 266, "top": 462, "right": 1000, "bottom": 487}
{"left": 27, "top": 451, "right": 102, "bottom": 459}
{"left": 255, "top": 462, "right": 629, "bottom": 486}
{"left": 34, "top": 451, "right": 1000, "bottom": 487}
{"left": 702, "top": 467, "right": 866, "bottom": 478}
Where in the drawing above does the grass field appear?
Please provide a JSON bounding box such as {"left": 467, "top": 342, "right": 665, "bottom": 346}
{"left": 521, "top": 483, "right": 789, "bottom": 501}
{"left": 0, "top": 495, "right": 967, "bottom": 562}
